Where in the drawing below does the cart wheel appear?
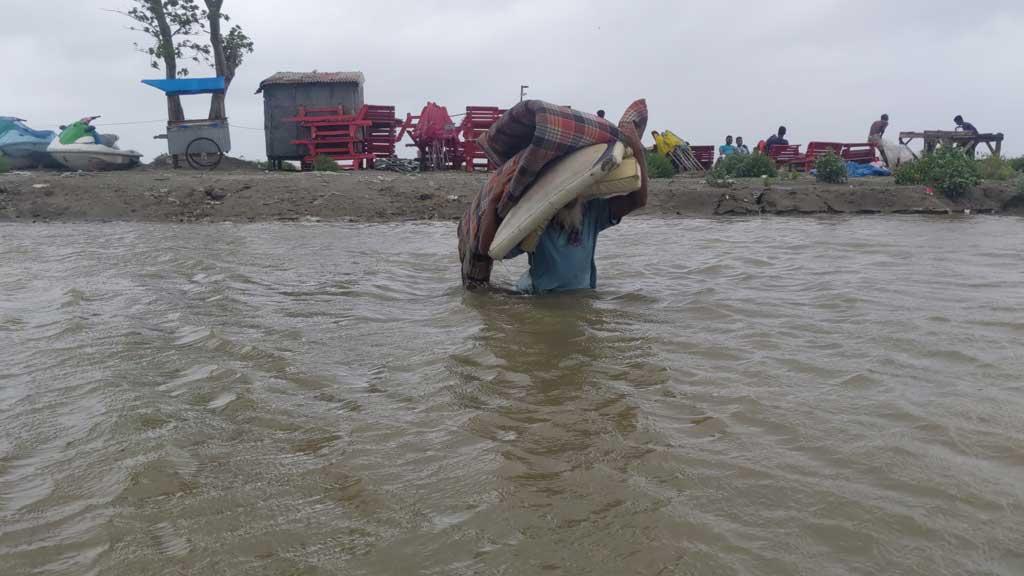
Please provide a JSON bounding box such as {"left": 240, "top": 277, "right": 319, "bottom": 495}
{"left": 185, "top": 137, "right": 224, "bottom": 170}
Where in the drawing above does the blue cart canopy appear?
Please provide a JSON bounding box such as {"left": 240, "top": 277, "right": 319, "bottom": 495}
{"left": 142, "top": 77, "right": 225, "bottom": 96}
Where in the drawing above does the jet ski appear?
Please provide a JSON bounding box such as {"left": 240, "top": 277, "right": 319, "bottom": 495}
{"left": 0, "top": 116, "right": 56, "bottom": 169}
{"left": 46, "top": 116, "right": 141, "bottom": 171}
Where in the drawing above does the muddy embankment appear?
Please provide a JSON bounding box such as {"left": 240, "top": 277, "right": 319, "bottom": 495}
{"left": 1, "top": 166, "right": 1022, "bottom": 223}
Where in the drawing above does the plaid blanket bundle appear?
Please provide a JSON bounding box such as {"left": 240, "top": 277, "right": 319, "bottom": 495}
{"left": 458, "top": 99, "right": 648, "bottom": 287}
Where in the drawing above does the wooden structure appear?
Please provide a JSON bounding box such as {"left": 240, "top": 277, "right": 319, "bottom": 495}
{"left": 689, "top": 145, "right": 715, "bottom": 170}
{"left": 396, "top": 103, "right": 506, "bottom": 171}
{"left": 460, "top": 106, "right": 504, "bottom": 172}
{"left": 363, "top": 105, "right": 399, "bottom": 167}
{"left": 768, "top": 144, "right": 803, "bottom": 167}
{"left": 667, "top": 146, "right": 704, "bottom": 172}
{"left": 286, "top": 105, "right": 372, "bottom": 170}
{"left": 799, "top": 142, "right": 844, "bottom": 171}
{"left": 898, "top": 131, "right": 1004, "bottom": 159}
{"left": 258, "top": 71, "right": 365, "bottom": 169}
{"left": 840, "top": 143, "right": 879, "bottom": 164}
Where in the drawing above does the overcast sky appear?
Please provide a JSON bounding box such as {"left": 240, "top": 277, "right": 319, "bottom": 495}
{"left": 4, "top": 0, "right": 1022, "bottom": 161}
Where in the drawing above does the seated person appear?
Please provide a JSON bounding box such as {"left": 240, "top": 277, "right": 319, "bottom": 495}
{"left": 718, "top": 135, "right": 737, "bottom": 158}
{"left": 765, "top": 125, "right": 789, "bottom": 151}
{"left": 735, "top": 136, "right": 750, "bottom": 155}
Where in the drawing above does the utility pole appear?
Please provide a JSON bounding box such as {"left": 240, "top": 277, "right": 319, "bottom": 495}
{"left": 520, "top": 85, "right": 529, "bottom": 102}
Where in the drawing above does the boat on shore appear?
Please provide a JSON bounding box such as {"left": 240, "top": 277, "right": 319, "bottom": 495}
{"left": 46, "top": 116, "right": 141, "bottom": 171}
{"left": 0, "top": 116, "right": 56, "bottom": 168}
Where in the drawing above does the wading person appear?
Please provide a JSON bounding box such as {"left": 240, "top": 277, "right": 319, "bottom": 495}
{"left": 459, "top": 99, "right": 649, "bottom": 293}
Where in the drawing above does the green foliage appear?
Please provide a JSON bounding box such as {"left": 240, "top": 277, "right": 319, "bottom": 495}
{"left": 311, "top": 155, "right": 341, "bottom": 172}
{"left": 645, "top": 153, "right": 675, "bottom": 179}
{"left": 1009, "top": 156, "right": 1024, "bottom": 172}
{"left": 977, "top": 155, "right": 1016, "bottom": 181}
{"left": 705, "top": 167, "right": 734, "bottom": 188}
{"left": 893, "top": 147, "right": 980, "bottom": 199}
{"left": 1016, "top": 176, "right": 1024, "bottom": 195}
{"left": 814, "top": 151, "right": 847, "bottom": 184}
{"left": 715, "top": 152, "right": 777, "bottom": 178}
{"left": 0, "top": 154, "right": 9, "bottom": 174}
{"left": 120, "top": 1, "right": 253, "bottom": 80}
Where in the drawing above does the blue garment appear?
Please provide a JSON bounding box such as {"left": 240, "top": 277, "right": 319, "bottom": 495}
{"left": 719, "top": 144, "right": 736, "bottom": 156}
{"left": 511, "top": 198, "right": 620, "bottom": 293}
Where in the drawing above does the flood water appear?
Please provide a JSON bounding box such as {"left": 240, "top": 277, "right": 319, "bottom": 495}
{"left": 1, "top": 216, "right": 1022, "bottom": 575}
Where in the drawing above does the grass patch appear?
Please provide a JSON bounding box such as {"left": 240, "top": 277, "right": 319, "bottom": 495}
{"left": 814, "top": 151, "right": 847, "bottom": 184}
{"left": 645, "top": 152, "right": 675, "bottom": 179}
{"left": 977, "top": 155, "right": 1016, "bottom": 181}
{"left": 1008, "top": 156, "right": 1024, "bottom": 172}
{"left": 893, "top": 147, "right": 979, "bottom": 199}
{"left": 311, "top": 155, "right": 341, "bottom": 172}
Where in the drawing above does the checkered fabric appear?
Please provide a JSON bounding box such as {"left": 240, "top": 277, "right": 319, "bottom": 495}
{"left": 458, "top": 99, "right": 648, "bottom": 288}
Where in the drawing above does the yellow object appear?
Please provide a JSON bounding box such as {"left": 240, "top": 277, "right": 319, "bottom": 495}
{"left": 654, "top": 130, "right": 684, "bottom": 156}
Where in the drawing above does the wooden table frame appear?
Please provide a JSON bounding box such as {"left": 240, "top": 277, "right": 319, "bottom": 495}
{"left": 898, "top": 130, "right": 1003, "bottom": 159}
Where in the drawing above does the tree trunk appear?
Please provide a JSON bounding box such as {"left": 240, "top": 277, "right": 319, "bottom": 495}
{"left": 149, "top": 0, "right": 185, "bottom": 122}
{"left": 206, "top": 0, "right": 228, "bottom": 120}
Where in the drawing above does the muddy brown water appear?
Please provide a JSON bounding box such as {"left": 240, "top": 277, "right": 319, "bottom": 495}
{"left": 1, "top": 217, "right": 1022, "bottom": 575}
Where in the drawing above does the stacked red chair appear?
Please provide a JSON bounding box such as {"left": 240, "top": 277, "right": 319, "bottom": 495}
{"left": 287, "top": 105, "right": 374, "bottom": 170}
{"left": 362, "top": 105, "right": 399, "bottom": 168}
{"left": 459, "top": 106, "right": 505, "bottom": 172}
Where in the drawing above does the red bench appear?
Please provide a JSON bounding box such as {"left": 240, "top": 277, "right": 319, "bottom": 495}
{"left": 768, "top": 144, "right": 804, "bottom": 167}
{"left": 801, "top": 141, "right": 844, "bottom": 171}
{"left": 689, "top": 145, "right": 715, "bottom": 170}
{"left": 841, "top": 143, "right": 878, "bottom": 164}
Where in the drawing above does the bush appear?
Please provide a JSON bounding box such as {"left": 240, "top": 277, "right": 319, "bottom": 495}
{"left": 893, "top": 147, "right": 979, "bottom": 199}
{"left": 1009, "top": 156, "right": 1024, "bottom": 173}
{"left": 311, "top": 154, "right": 341, "bottom": 172}
{"left": 714, "top": 152, "right": 777, "bottom": 178}
{"left": 645, "top": 152, "right": 675, "bottom": 179}
{"left": 814, "top": 150, "right": 847, "bottom": 184}
{"left": 0, "top": 154, "right": 9, "bottom": 174}
{"left": 705, "top": 167, "right": 734, "bottom": 188}
{"left": 977, "top": 155, "right": 1016, "bottom": 181}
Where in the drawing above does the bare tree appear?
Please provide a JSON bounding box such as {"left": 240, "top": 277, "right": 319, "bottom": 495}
{"left": 203, "top": 0, "right": 254, "bottom": 120}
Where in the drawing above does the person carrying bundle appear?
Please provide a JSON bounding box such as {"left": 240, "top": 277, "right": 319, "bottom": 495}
{"left": 458, "top": 100, "right": 649, "bottom": 293}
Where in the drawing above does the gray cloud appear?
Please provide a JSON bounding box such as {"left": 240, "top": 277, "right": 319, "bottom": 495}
{"left": 3, "top": 0, "right": 1020, "bottom": 161}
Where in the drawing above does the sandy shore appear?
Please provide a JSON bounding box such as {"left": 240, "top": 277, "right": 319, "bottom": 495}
{"left": 1, "top": 166, "right": 1021, "bottom": 223}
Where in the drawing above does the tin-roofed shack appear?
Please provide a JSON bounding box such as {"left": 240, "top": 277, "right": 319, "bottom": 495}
{"left": 257, "top": 71, "right": 365, "bottom": 165}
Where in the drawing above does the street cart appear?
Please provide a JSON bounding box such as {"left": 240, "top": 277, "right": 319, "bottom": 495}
{"left": 142, "top": 77, "right": 231, "bottom": 169}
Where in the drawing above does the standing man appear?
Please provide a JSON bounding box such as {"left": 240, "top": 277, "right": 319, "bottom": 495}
{"left": 869, "top": 114, "right": 890, "bottom": 166}
{"left": 765, "top": 126, "right": 788, "bottom": 152}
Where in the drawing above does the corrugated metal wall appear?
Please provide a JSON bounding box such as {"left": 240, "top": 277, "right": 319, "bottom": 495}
{"left": 262, "top": 82, "right": 365, "bottom": 160}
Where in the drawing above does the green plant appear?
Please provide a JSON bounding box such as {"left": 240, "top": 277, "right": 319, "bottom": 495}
{"left": 311, "top": 154, "right": 341, "bottom": 172}
{"left": 0, "top": 154, "right": 9, "bottom": 174}
{"left": 1016, "top": 176, "right": 1024, "bottom": 195}
{"left": 645, "top": 152, "right": 675, "bottom": 179}
{"left": 814, "top": 150, "right": 847, "bottom": 184}
{"left": 1009, "top": 156, "right": 1024, "bottom": 172}
{"left": 977, "top": 155, "right": 1016, "bottom": 181}
{"left": 705, "top": 167, "right": 733, "bottom": 188}
{"left": 893, "top": 147, "right": 979, "bottom": 199}
{"left": 713, "top": 152, "right": 777, "bottom": 178}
